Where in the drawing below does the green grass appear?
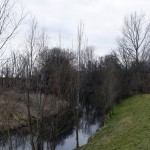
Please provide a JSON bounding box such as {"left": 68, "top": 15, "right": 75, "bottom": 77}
{"left": 78, "top": 94, "right": 150, "bottom": 150}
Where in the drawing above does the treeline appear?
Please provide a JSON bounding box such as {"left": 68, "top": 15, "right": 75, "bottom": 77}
{"left": 1, "top": 28, "right": 150, "bottom": 116}
{"left": 0, "top": 12, "right": 150, "bottom": 118}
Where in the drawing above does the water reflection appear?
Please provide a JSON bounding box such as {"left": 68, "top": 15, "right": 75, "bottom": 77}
{"left": 0, "top": 107, "right": 102, "bottom": 150}
{"left": 56, "top": 116, "right": 101, "bottom": 150}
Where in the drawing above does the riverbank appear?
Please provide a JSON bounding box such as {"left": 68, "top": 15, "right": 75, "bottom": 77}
{"left": 77, "top": 94, "right": 150, "bottom": 150}
{"left": 0, "top": 90, "right": 69, "bottom": 132}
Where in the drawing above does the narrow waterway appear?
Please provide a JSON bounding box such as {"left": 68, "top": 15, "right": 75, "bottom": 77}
{"left": 0, "top": 109, "right": 102, "bottom": 150}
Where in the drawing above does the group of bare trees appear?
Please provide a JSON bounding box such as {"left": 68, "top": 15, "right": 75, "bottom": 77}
{"left": 0, "top": 1, "right": 150, "bottom": 149}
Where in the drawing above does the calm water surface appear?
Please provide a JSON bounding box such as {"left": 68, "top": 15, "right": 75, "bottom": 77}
{"left": 0, "top": 111, "right": 102, "bottom": 150}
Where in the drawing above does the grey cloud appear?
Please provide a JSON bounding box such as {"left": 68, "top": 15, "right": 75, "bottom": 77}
{"left": 23, "top": 0, "right": 150, "bottom": 56}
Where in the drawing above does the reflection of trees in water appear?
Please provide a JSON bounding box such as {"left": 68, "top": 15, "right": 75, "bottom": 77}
{"left": 0, "top": 103, "right": 102, "bottom": 150}
{"left": 0, "top": 129, "right": 30, "bottom": 150}
{"left": 0, "top": 109, "right": 75, "bottom": 150}
{"left": 40, "top": 108, "right": 75, "bottom": 150}
{"left": 40, "top": 113, "right": 75, "bottom": 149}
{"left": 80, "top": 98, "right": 102, "bottom": 132}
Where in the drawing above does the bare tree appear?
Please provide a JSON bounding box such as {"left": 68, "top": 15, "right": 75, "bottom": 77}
{"left": 34, "top": 29, "right": 49, "bottom": 150}
{"left": 24, "top": 20, "right": 51, "bottom": 150}
{"left": 76, "top": 22, "right": 84, "bottom": 148}
{"left": 117, "top": 12, "right": 150, "bottom": 92}
{"left": 117, "top": 12, "right": 150, "bottom": 68}
{"left": 24, "top": 18, "right": 39, "bottom": 150}
{"left": 0, "top": 0, "right": 25, "bottom": 58}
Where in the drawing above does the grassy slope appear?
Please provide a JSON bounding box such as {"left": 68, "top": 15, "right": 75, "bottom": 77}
{"left": 78, "top": 94, "right": 150, "bottom": 150}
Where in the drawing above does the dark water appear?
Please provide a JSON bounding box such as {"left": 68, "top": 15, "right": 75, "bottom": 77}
{"left": 0, "top": 109, "right": 102, "bottom": 150}
{"left": 56, "top": 116, "right": 101, "bottom": 150}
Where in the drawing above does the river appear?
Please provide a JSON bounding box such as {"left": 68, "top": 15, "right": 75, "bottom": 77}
{"left": 0, "top": 109, "right": 102, "bottom": 150}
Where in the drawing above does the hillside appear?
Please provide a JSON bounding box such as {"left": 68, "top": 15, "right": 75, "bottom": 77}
{"left": 78, "top": 94, "right": 150, "bottom": 150}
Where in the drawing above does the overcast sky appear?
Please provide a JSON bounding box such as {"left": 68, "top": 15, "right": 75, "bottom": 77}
{"left": 22, "top": 0, "right": 150, "bottom": 56}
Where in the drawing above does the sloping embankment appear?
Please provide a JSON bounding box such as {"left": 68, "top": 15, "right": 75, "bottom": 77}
{"left": 78, "top": 94, "right": 150, "bottom": 150}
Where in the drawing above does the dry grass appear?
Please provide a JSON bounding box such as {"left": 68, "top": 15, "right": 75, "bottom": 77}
{"left": 0, "top": 90, "right": 69, "bottom": 131}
